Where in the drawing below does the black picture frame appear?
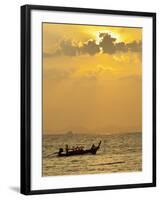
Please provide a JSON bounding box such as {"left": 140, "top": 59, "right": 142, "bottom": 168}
{"left": 21, "top": 4, "right": 156, "bottom": 195}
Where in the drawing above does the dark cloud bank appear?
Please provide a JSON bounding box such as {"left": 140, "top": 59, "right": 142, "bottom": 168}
{"left": 44, "top": 32, "right": 142, "bottom": 57}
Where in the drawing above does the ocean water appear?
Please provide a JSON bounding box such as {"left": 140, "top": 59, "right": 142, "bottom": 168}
{"left": 42, "top": 132, "right": 142, "bottom": 176}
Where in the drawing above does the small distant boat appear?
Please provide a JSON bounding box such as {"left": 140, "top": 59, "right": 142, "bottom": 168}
{"left": 57, "top": 141, "right": 101, "bottom": 157}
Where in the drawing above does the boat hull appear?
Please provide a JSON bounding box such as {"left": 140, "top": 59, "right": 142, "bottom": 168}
{"left": 57, "top": 141, "right": 101, "bottom": 157}
{"left": 58, "top": 146, "right": 100, "bottom": 157}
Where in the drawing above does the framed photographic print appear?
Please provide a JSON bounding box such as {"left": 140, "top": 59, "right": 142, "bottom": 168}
{"left": 21, "top": 4, "right": 156, "bottom": 195}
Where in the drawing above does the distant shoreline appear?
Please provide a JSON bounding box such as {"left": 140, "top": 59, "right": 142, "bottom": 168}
{"left": 43, "top": 131, "right": 142, "bottom": 136}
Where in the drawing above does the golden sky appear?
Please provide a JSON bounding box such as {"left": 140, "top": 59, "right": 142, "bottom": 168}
{"left": 43, "top": 23, "right": 142, "bottom": 134}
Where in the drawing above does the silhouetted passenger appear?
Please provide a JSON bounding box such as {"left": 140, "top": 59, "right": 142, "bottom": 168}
{"left": 91, "top": 144, "right": 95, "bottom": 150}
{"left": 65, "top": 145, "right": 69, "bottom": 155}
{"left": 58, "top": 148, "right": 63, "bottom": 156}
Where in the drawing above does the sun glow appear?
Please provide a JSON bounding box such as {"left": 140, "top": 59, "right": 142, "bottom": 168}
{"left": 90, "top": 30, "right": 122, "bottom": 44}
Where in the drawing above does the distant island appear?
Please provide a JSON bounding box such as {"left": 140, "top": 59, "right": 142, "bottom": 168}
{"left": 65, "top": 131, "right": 74, "bottom": 136}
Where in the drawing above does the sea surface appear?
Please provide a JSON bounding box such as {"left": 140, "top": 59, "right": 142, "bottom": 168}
{"left": 42, "top": 132, "right": 142, "bottom": 176}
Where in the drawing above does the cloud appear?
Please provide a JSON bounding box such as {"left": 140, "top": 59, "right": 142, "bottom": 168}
{"left": 56, "top": 40, "right": 79, "bottom": 56}
{"left": 99, "top": 33, "right": 142, "bottom": 54}
{"left": 47, "top": 32, "right": 142, "bottom": 57}
{"left": 43, "top": 52, "right": 54, "bottom": 58}
{"left": 115, "top": 42, "right": 128, "bottom": 52}
{"left": 43, "top": 67, "right": 75, "bottom": 81}
{"left": 53, "top": 39, "right": 100, "bottom": 57}
{"left": 99, "top": 32, "right": 116, "bottom": 54}
{"left": 118, "top": 74, "right": 141, "bottom": 82}
{"left": 126, "top": 41, "right": 142, "bottom": 52}
{"left": 79, "top": 40, "right": 100, "bottom": 55}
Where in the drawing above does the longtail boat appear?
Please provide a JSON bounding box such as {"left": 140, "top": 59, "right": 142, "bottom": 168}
{"left": 57, "top": 141, "right": 101, "bottom": 157}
